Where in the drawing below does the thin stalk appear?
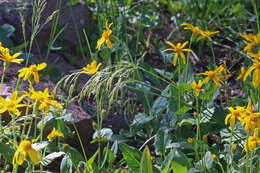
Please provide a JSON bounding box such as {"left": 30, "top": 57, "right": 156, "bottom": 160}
{"left": 177, "top": 60, "right": 182, "bottom": 121}
{"left": 45, "top": 0, "right": 61, "bottom": 60}
{"left": 185, "top": 35, "right": 194, "bottom": 83}
{"left": 209, "top": 41, "right": 216, "bottom": 67}
{"left": 251, "top": 0, "right": 260, "bottom": 32}
{"left": 195, "top": 97, "right": 200, "bottom": 161}
{"left": 0, "top": 62, "right": 8, "bottom": 93}
{"left": 246, "top": 131, "right": 250, "bottom": 173}
{"left": 71, "top": 120, "right": 88, "bottom": 162}
{"left": 250, "top": 151, "right": 253, "bottom": 173}
{"left": 227, "top": 127, "right": 234, "bottom": 173}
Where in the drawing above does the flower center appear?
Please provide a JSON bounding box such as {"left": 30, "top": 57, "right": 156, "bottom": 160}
{"left": 31, "top": 65, "right": 38, "bottom": 72}
{"left": 102, "top": 31, "right": 110, "bottom": 40}
{"left": 233, "top": 110, "right": 240, "bottom": 117}
{"left": 174, "top": 46, "right": 182, "bottom": 53}
{"left": 21, "top": 140, "right": 32, "bottom": 152}
{"left": 208, "top": 71, "right": 215, "bottom": 78}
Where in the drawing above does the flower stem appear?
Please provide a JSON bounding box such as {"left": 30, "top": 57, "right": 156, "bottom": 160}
{"left": 0, "top": 62, "right": 8, "bottom": 93}
{"left": 227, "top": 127, "right": 234, "bottom": 173}
{"left": 250, "top": 151, "right": 253, "bottom": 173}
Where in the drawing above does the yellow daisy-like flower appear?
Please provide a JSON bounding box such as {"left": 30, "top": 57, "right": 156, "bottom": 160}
{"left": 239, "top": 33, "right": 260, "bottom": 52}
{"left": 0, "top": 91, "right": 28, "bottom": 116}
{"left": 225, "top": 106, "right": 244, "bottom": 128}
{"left": 82, "top": 60, "right": 102, "bottom": 75}
{"left": 241, "top": 112, "right": 260, "bottom": 132}
{"left": 181, "top": 23, "right": 203, "bottom": 36}
{"left": 236, "top": 66, "right": 246, "bottom": 81}
{"left": 18, "top": 62, "right": 47, "bottom": 83}
{"left": 0, "top": 47, "right": 23, "bottom": 64}
{"left": 211, "top": 154, "right": 216, "bottom": 159}
{"left": 96, "top": 21, "right": 113, "bottom": 50}
{"left": 244, "top": 129, "right": 260, "bottom": 152}
{"left": 162, "top": 41, "right": 192, "bottom": 66}
{"left": 197, "top": 30, "right": 219, "bottom": 42}
{"left": 10, "top": 140, "right": 40, "bottom": 165}
{"left": 200, "top": 66, "right": 224, "bottom": 86}
{"left": 47, "top": 128, "right": 64, "bottom": 140}
{"left": 243, "top": 59, "right": 260, "bottom": 88}
{"left": 190, "top": 80, "right": 204, "bottom": 97}
{"left": 187, "top": 137, "right": 193, "bottom": 144}
{"left": 29, "top": 88, "right": 63, "bottom": 112}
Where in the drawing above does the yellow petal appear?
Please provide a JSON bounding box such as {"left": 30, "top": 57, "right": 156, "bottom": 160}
{"left": 28, "top": 149, "right": 40, "bottom": 165}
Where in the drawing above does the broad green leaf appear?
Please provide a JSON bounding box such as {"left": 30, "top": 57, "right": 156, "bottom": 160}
{"left": 42, "top": 152, "right": 65, "bottom": 166}
{"left": 155, "top": 127, "right": 172, "bottom": 155}
{"left": 60, "top": 154, "right": 73, "bottom": 173}
{"left": 0, "top": 143, "right": 15, "bottom": 163}
{"left": 176, "top": 106, "right": 192, "bottom": 115}
{"left": 119, "top": 143, "right": 141, "bottom": 172}
{"left": 93, "top": 128, "right": 113, "bottom": 140}
{"left": 131, "top": 113, "right": 154, "bottom": 132}
{"left": 67, "top": 146, "right": 85, "bottom": 169}
{"left": 1, "top": 24, "right": 15, "bottom": 37}
{"left": 172, "top": 161, "right": 188, "bottom": 173}
{"left": 140, "top": 146, "right": 153, "bottom": 173}
{"left": 204, "top": 151, "right": 214, "bottom": 169}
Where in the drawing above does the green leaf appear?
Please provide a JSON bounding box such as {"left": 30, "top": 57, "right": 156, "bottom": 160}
{"left": 119, "top": 143, "right": 142, "bottom": 172}
{"left": 42, "top": 152, "right": 65, "bottom": 166}
{"left": 140, "top": 146, "right": 153, "bottom": 173}
{"left": 1, "top": 24, "right": 15, "bottom": 37}
{"left": 155, "top": 127, "right": 172, "bottom": 155}
{"left": 176, "top": 106, "right": 192, "bottom": 115}
{"left": 67, "top": 146, "right": 85, "bottom": 169}
{"left": 131, "top": 113, "right": 154, "bottom": 132}
{"left": 93, "top": 128, "right": 113, "bottom": 140}
{"left": 103, "top": 146, "right": 115, "bottom": 164}
{"left": 171, "top": 161, "right": 188, "bottom": 173}
{"left": 60, "top": 154, "right": 73, "bottom": 173}
{"left": 204, "top": 151, "right": 214, "bottom": 169}
{"left": 0, "top": 143, "right": 15, "bottom": 163}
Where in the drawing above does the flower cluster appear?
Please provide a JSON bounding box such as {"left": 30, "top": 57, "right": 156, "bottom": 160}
{"left": 225, "top": 100, "right": 260, "bottom": 151}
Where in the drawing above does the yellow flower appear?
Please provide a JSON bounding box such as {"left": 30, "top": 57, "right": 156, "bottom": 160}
{"left": 162, "top": 41, "right": 192, "bottom": 66}
{"left": 232, "top": 144, "right": 237, "bottom": 151}
{"left": 243, "top": 59, "right": 260, "bottom": 88}
{"left": 29, "top": 88, "right": 63, "bottom": 112}
{"left": 239, "top": 33, "right": 260, "bottom": 52}
{"left": 190, "top": 80, "right": 204, "bottom": 97}
{"left": 200, "top": 66, "right": 224, "bottom": 86}
{"left": 181, "top": 23, "right": 219, "bottom": 41}
{"left": 225, "top": 106, "right": 244, "bottom": 128}
{"left": 0, "top": 47, "right": 23, "bottom": 64}
{"left": 47, "top": 128, "right": 64, "bottom": 140}
{"left": 236, "top": 66, "right": 246, "bottom": 81}
{"left": 241, "top": 112, "right": 260, "bottom": 132}
{"left": 202, "top": 135, "right": 207, "bottom": 142}
{"left": 244, "top": 129, "right": 260, "bottom": 152}
{"left": 181, "top": 23, "right": 203, "bottom": 36}
{"left": 96, "top": 21, "right": 113, "bottom": 50}
{"left": 10, "top": 140, "right": 40, "bottom": 165}
{"left": 219, "top": 60, "right": 231, "bottom": 79}
{"left": 0, "top": 91, "right": 28, "bottom": 116}
{"left": 211, "top": 154, "right": 216, "bottom": 159}
{"left": 197, "top": 30, "right": 219, "bottom": 42}
{"left": 82, "top": 60, "right": 102, "bottom": 75}
{"left": 248, "top": 50, "right": 260, "bottom": 60}
{"left": 18, "top": 63, "right": 47, "bottom": 83}
{"left": 187, "top": 137, "right": 193, "bottom": 144}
